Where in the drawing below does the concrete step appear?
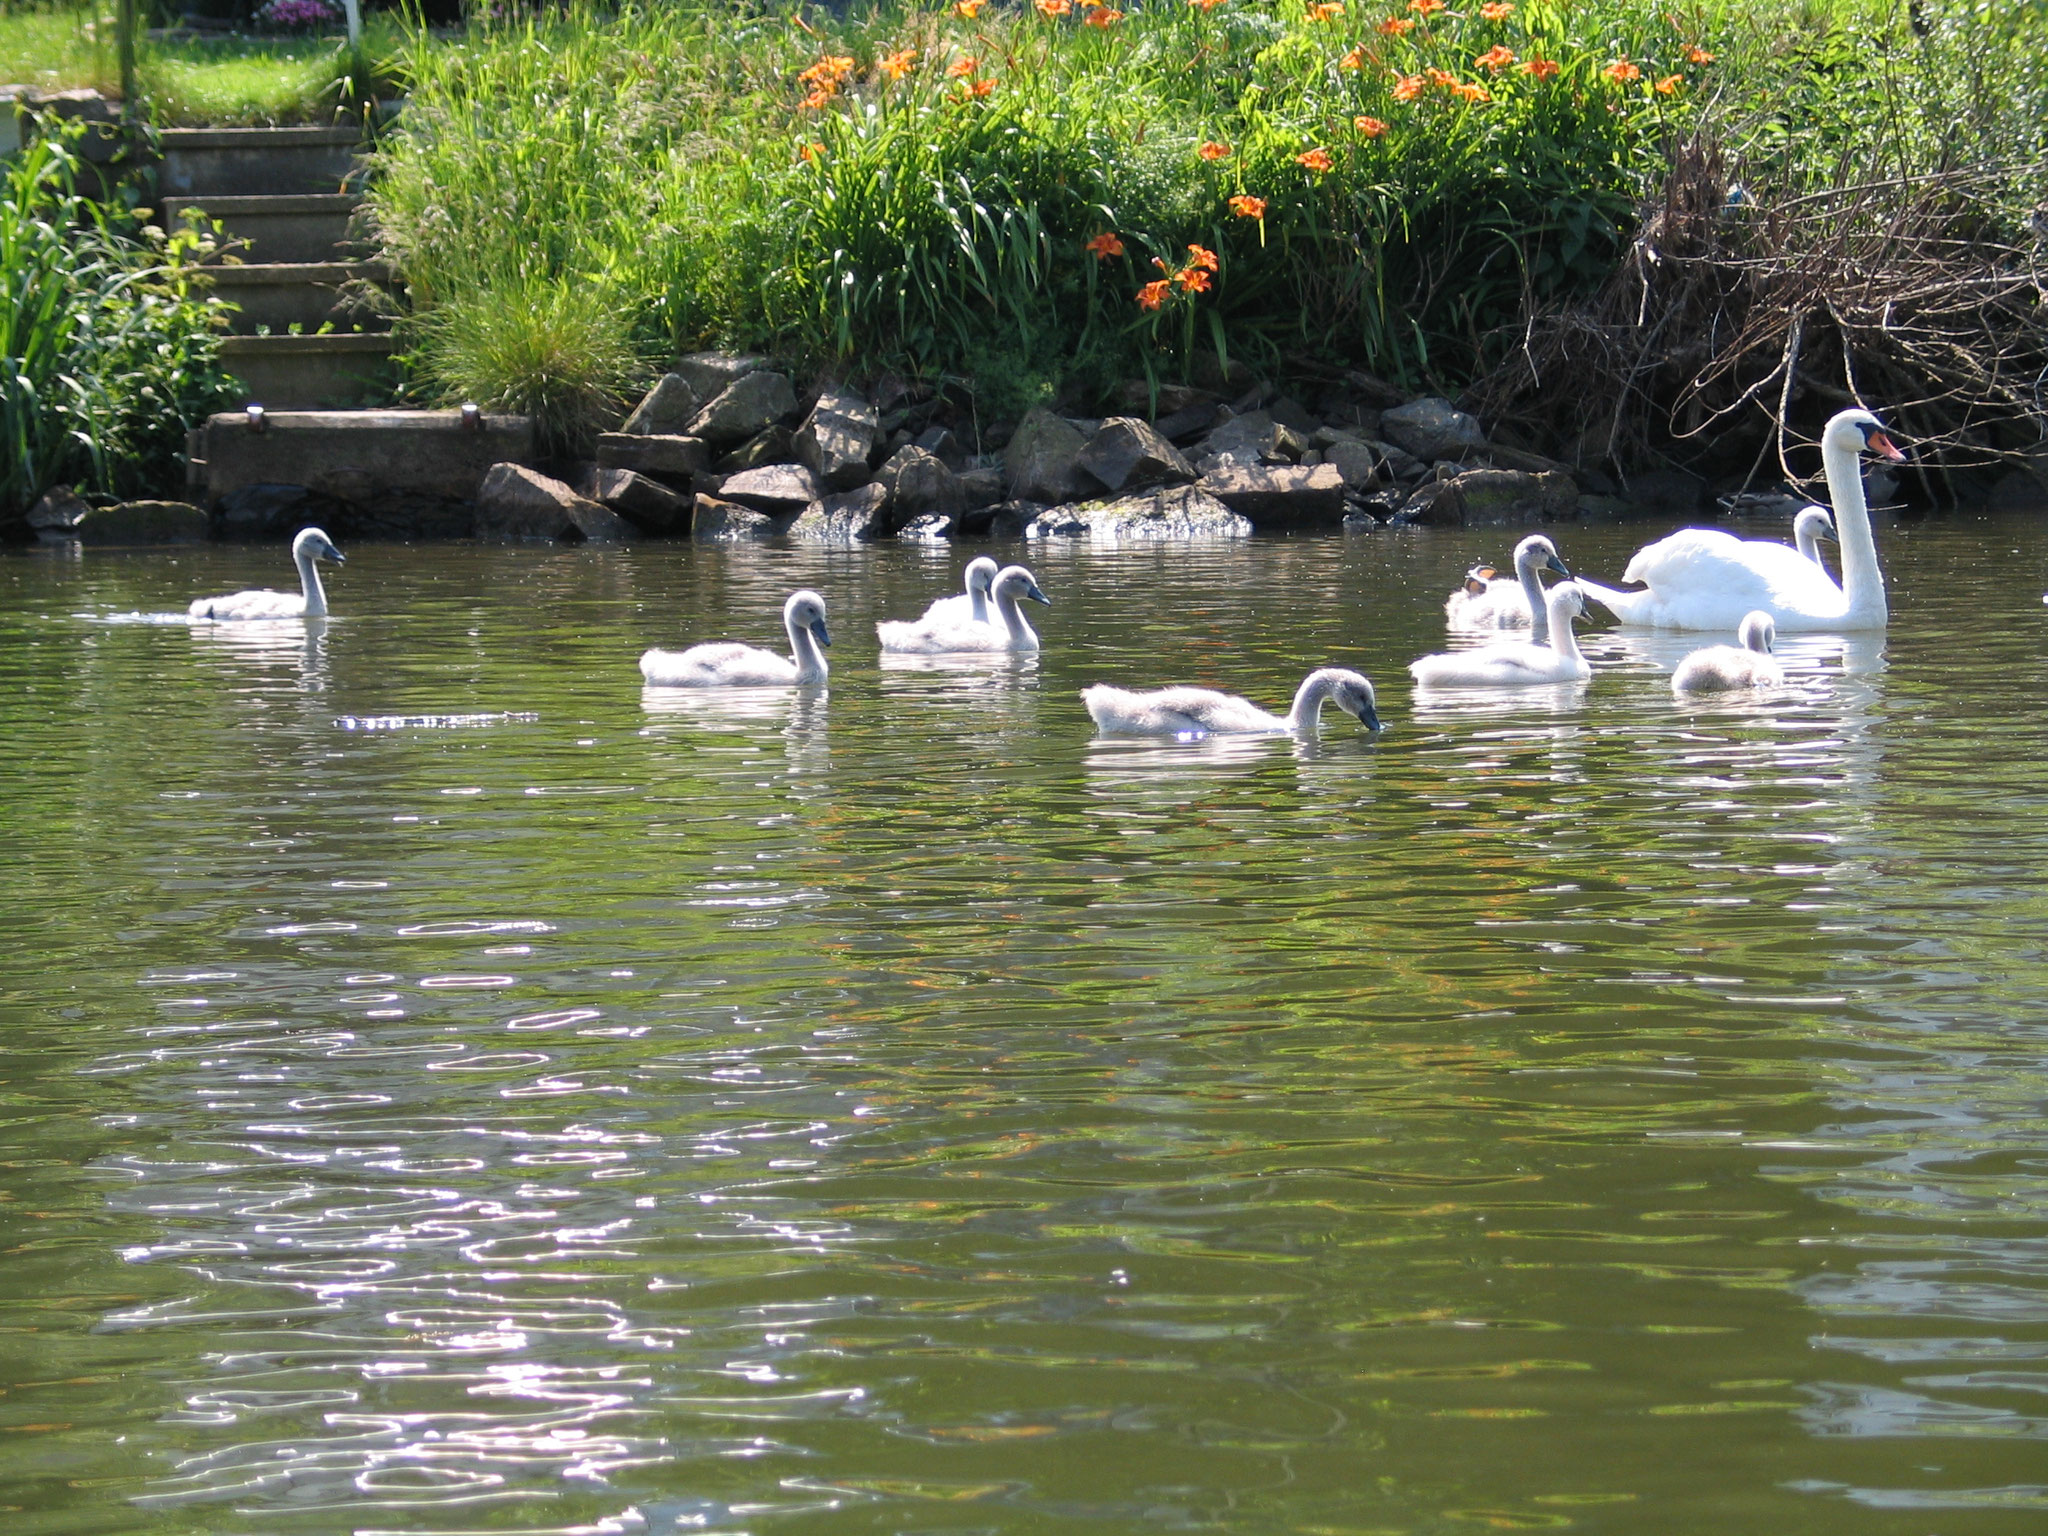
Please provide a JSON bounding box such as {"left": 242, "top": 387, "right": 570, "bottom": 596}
{"left": 159, "top": 125, "right": 365, "bottom": 197}
{"left": 193, "top": 408, "right": 533, "bottom": 516}
{"left": 218, "top": 332, "right": 399, "bottom": 409}
{"left": 209, "top": 261, "right": 394, "bottom": 334}
{"left": 163, "top": 193, "right": 363, "bottom": 264}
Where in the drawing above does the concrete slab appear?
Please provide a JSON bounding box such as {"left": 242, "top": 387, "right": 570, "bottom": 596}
{"left": 196, "top": 409, "right": 534, "bottom": 508}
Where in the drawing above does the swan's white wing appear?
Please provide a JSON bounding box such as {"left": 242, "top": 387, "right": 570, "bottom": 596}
{"left": 1083, "top": 685, "right": 1280, "bottom": 736}
{"left": 189, "top": 587, "right": 306, "bottom": 621}
{"left": 1606, "top": 530, "right": 1847, "bottom": 629}
{"left": 876, "top": 616, "right": 1010, "bottom": 655}
{"left": 1410, "top": 643, "right": 1586, "bottom": 687}
{"left": 641, "top": 641, "right": 797, "bottom": 687}
{"left": 918, "top": 592, "right": 982, "bottom": 623}
{"left": 1147, "top": 687, "right": 1285, "bottom": 734}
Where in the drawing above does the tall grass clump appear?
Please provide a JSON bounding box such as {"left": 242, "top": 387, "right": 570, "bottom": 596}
{"left": 366, "top": 0, "right": 2048, "bottom": 429}
{"left": 0, "top": 130, "right": 240, "bottom": 520}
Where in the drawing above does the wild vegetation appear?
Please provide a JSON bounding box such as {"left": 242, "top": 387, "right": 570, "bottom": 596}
{"left": 364, "top": 0, "right": 2048, "bottom": 476}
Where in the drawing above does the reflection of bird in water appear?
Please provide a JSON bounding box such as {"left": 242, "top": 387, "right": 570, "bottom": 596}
{"left": 640, "top": 590, "right": 830, "bottom": 687}
{"left": 188, "top": 527, "right": 345, "bottom": 620}
{"left": 1672, "top": 611, "right": 1786, "bottom": 694}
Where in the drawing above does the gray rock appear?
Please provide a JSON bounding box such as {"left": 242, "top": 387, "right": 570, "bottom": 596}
{"left": 1117, "top": 379, "right": 1216, "bottom": 416}
{"left": 1026, "top": 484, "right": 1251, "bottom": 541}
{"left": 672, "top": 351, "right": 765, "bottom": 401}
{"left": 1622, "top": 467, "right": 1706, "bottom": 516}
{"left": 719, "top": 462, "right": 822, "bottom": 514}
{"left": 1197, "top": 410, "right": 1282, "bottom": 468}
{"left": 788, "top": 482, "right": 890, "bottom": 544}
{"left": 1321, "top": 438, "right": 1384, "bottom": 492}
{"left": 215, "top": 481, "right": 350, "bottom": 541}
{"left": 1197, "top": 463, "right": 1347, "bottom": 528}
{"left": 1370, "top": 438, "right": 1426, "bottom": 481}
{"left": 691, "top": 494, "right": 785, "bottom": 542}
{"left": 877, "top": 446, "right": 964, "bottom": 527}
{"left": 1320, "top": 402, "right": 1384, "bottom": 437}
{"left": 596, "top": 432, "right": 707, "bottom": 482}
{"left": 74, "top": 500, "right": 210, "bottom": 545}
{"left": 621, "top": 373, "right": 699, "bottom": 436}
{"left": 975, "top": 499, "right": 1050, "bottom": 538}
{"left": 912, "top": 425, "right": 963, "bottom": 466}
{"left": 475, "top": 463, "right": 633, "bottom": 543}
{"left": 1398, "top": 467, "right": 1578, "bottom": 527}
{"left": 895, "top": 512, "right": 956, "bottom": 541}
{"left": 957, "top": 465, "right": 1005, "bottom": 510}
{"left": 1078, "top": 416, "right": 1195, "bottom": 494}
{"left": 1344, "top": 369, "right": 1408, "bottom": 408}
{"left": 686, "top": 370, "right": 797, "bottom": 445}
{"left": 794, "top": 385, "right": 878, "bottom": 490}
{"left": 1381, "top": 396, "right": 1489, "bottom": 461}
{"left": 585, "top": 467, "right": 689, "bottom": 535}
{"left": 1482, "top": 442, "right": 1575, "bottom": 477}
{"left": 1003, "top": 408, "right": 1089, "bottom": 502}
{"left": 1153, "top": 400, "right": 1224, "bottom": 443}
{"left": 26, "top": 485, "right": 89, "bottom": 532}
{"left": 1268, "top": 394, "right": 1319, "bottom": 434}
{"left": 718, "top": 425, "right": 795, "bottom": 473}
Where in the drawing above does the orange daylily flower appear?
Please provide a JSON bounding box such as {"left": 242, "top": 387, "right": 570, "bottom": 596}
{"left": 1308, "top": 2, "right": 1345, "bottom": 20}
{"left": 1603, "top": 58, "right": 1642, "bottom": 84}
{"left": 1083, "top": 4, "right": 1124, "bottom": 26}
{"left": 1378, "top": 15, "right": 1414, "bottom": 35}
{"left": 880, "top": 48, "right": 918, "bottom": 81}
{"left": 946, "top": 56, "right": 979, "bottom": 77}
{"left": 1354, "top": 114, "right": 1388, "bottom": 136}
{"left": 1521, "top": 56, "right": 1560, "bottom": 79}
{"left": 954, "top": 0, "right": 984, "bottom": 15}
{"left": 1474, "top": 44, "right": 1515, "bottom": 71}
{"left": 970, "top": 76, "right": 997, "bottom": 96}
{"left": 1425, "top": 66, "right": 1457, "bottom": 86}
{"left": 1037, "top": 0, "right": 1071, "bottom": 12}
{"left": 1340, "top": 44, "right": 1369, "bottom": 69}
{"left": 1198, "top": 140, "right": 1233, "bottom": 160}
{"left": 1296, "top": 147, "right": 1334, "bottom": 171}
{"left": 1228, "top": 193, "right": 1267, "bottom": 218}
{"left": 797, "top": 53, "right": 856, "bottom": 107}
{"left": 1137, "top": 279, "right": 1172, "bottom": 310}
{"left": 1176, "top": 266, "right": 1214, "bottom": 294}
{"left": 1654, "top": 74, "right": 1681, "bottom": 95}
{"left": 1185, "top": 243, "right": 1220, "bottom": 271}
{"left": 1685, "top": 45, "right": 1714, "bottom": 64}
{"left": 1392, "top": 72, "right": 1425, "bottom": 101}
{"left": 1085, "top": 231, "right": 1126, "bottom": 260}
{"left": 798, "top": 140, "right": 825, "bottom": 162}
{"left": 1451, "top": 80, "right": 1491, "bottom": 103}
{"left": 1408, "top": 0, "right": 1444, "bottom": 13}
{"left": 1187, "top": 0, "right": 1227, "bottom": 9}
{"left": 1479, "top": 0, "right": 1514, "bottom": 17}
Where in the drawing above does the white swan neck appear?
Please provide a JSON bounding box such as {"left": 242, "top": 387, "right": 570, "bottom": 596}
{"left": 1285, "top": 672, "right": 1333, "bottom": 732}
{"left": 1515, "top": 544, "right": 1550, "bottom": 642}
{"left": 785, "top": 608, "right": 827, "bottom": 683}
{"left": 970, "top": 589, "right": 989, "bottom": 625}
{"left": 296, "top": 544, "right": 328, "bottom": 618}
{"left": 991, "top": 585, "right": 1031, "bottom": 644}
{"left": 1824, "top": 436, "right": 1886, "bottom": 621}
{"left": 1545, "top": 596, "right": 1585, "bottom": 664}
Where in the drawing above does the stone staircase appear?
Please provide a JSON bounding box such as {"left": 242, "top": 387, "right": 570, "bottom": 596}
{"left": 158, "top": 125, "right": 398, "bottom": 408}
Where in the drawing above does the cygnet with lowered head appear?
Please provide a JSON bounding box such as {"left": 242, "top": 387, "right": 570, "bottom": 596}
{"left": 188, "top": 527, "right": 345, "bottom": 620}
{"left": 1084, "top": 667, "right": 1382, "bottom": 737}
{"left": 1410, "top": 581, "right": 1593, "bottom": 688}
{"left": 876, "top": 564, "right": 1050, "bottom": 654}
{"left": 1443, "top": 534, "right": 1572, "bottom": 642}
{"left": 1671, "top": 610, "right": 1784, "bottom": 693}
{"left": 641, "top": 589, "right": 831, "bottom": 686}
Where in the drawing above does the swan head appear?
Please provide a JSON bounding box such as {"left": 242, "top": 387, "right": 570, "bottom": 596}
{"left": 1546, "top": 580, "right": 1588, "bottom": 625}
{"left": 964, "top": 556, "right": 1000, "bottom": 595}
{"left": 1737, "top": 610, "right": 1775, "bottom": 655}
{"left": 993, "top": 565, "right": 1051, "bottom": 606}
{"left": 1330, "top": 670, "right": 1382, "bottom": 732}
{"left": 293, "top": 527, "right": 345, "bottom": 563}
{"left": 783, "top": 589, "right": 831, "bottom": 649}
{"left": 1793, "top": 506, "right": 1836, "bottom": 544}
{"left": 1825, "top": 408, "right": 1906, "bottom": 463}
{"left": 1515, "top": 534, "right": 1571, "bottom": 579}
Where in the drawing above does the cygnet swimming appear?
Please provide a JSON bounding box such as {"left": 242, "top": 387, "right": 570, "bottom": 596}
{"left": 1670, "top": 610, "right": 1785, "bottom": 693}
{"left": 1410, "top": 581, "right": 1593, "bottom": 688}
{"left": 188, "top": 527, "right": 345, "bottom": 620}
{"left": 914, "top": 557, "right": 1000, "bottom": 625}
{"left": 1083, "top": 667, "right": 1381, "bottom": 737}
{"left": 875, "top": 564, "right": 1049, "bottom": 654}
{"left": 640, "top": 589, "right": 831, "bottom": 686}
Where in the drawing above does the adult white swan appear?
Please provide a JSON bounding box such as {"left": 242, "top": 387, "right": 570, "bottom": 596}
{"left": 876, "top": 564, "right": 1049, "bottom": 654}
{"left": 1671, "top": 610, "right": 1784, "bottom": 694}
{"left": 640, "top": 589, "right": 831, "bottom": 686}
{"left": 1577, "top": 408, "right": 1905, "bottom": 631}
{"left": 1084, "top": 667, "right": 1381, "bottom": 736}
{"left": 1410, "top": 581, "right": 1592, "bottom": 688}
{"left": 1444, "top": 534, "right": 1572, "bottom": 641}
{"left": 915, "top": 556, "right": 999, "bottom": 625}
{"left": 188, "top": 527, "right": 345, "bottom": 620}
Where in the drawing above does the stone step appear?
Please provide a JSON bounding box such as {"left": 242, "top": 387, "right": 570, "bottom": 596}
{"left": 218, "top": 332, "right": 399, "bottom": 410}
{"left": 163, "top": 192, "right": 363, "bottom": 264}
{"left": 208, "top": 261, "right": 394, "bottom": 334}
{"left": 158, "top": 125, "right": 365, "bottom": 198}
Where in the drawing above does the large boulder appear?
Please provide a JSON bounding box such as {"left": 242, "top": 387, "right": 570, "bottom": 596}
{"left": 718, "top": 462, "right": 822, "bottom": 515}
{"left": 1398, "top": 467, "right": 1577, "bottom": 526}
{"left": 584, "top": 467, "right": 690, "bottom": 535}
{"left": 1320, "top": 437, "right": 1384, "bottom": 492}
{"left": 895, "top": 512, "right": 956, "bottom": 540}
{"left": 876, "top": 445, "right": 963, "bottom": 528}
{"left": 685, "top": 370, "right": 797, "bottom": 446}
{"left": 672, "top": 351, "right": 765, "bottom": 400}
{"left": 1195, "top": 410, "right": 1284, "bottom": 468}
{"left": 620, "top": 373, "right": 699, "bottom": 435}
{"left": 1078, "top": 416, "right": 1195, "bottom": 494}
{"left": 74, "top": 500, "right": 210, "bottom": 545}
{"left": 1153, "top": 400, "right": 1225, "bottom": 443}
{"left": 691, "top": 494, "right": 785, "bottom": 541}
{"left": 788, "top": 482, "right": 890, "bottom": 544}
{"left": 1197, "top": 463, "right": 1347, "bottom": 528}
{"left": 1003, "top": 408, "right": 1089, "bottom": 503}
{"left": 596, "top": 432, "right": 707, "bottom": 483}
{"left": 957, "top": 464, "right": 1005, "bottom": 510}
{"left": 719, "top": 425, "right": 795, "bottom": 473}
{"left": 1026, "top": 485, "right": 1251, "bottom": 541}
{"left": 475, "top": 463, "right": 633, "bottom": 543}
{"left": 794, "top": 385, "right": 879, "bottom": 490}
{"left": 1380, "top": 396, "right": 1488, "bottom": 461}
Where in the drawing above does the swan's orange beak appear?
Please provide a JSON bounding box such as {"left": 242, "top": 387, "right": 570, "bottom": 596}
{"left": 1866, "top": 429, "right": 1906, "bottom": 462}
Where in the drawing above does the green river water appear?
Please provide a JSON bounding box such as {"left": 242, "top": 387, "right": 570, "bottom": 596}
{"left": 1, "top": 518, "right": 2045, "bottom": 1535}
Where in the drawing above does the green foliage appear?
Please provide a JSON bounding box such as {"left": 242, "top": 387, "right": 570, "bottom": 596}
{"left": 0, "top": 129, "right": 240, "bottom": 517}
{"left": 364, "top": 0, "right": 2048, "bottom": 412}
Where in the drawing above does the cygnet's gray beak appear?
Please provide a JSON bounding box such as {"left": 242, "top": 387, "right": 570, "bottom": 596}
{"left": 810, "top": 618, "right": 833, "bottom": 649}
{"left": 1546, "top": 553, "right": 1571, "bottom": 578}
{"left": 1350, "top": 695, "right": 1382, "bottom": 732}
{"left": 1026, "top": 583, "right": 1051, "bottom": 606}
